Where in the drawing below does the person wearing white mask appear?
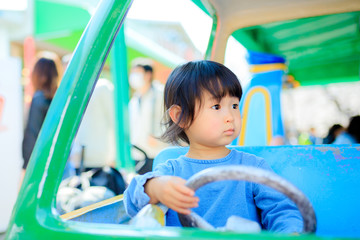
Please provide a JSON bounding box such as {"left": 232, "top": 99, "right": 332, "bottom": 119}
{"left": 128, "top": 59, "right": 168, "bottom": 174}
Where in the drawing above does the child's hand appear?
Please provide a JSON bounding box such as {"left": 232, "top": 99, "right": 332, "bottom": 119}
{"left": 144, "top": 176, "right": 199, "bottom": 215}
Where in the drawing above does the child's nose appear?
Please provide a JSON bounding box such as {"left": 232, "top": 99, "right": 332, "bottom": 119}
{"left": 225, "top": 109, "right": 234, "bottom": 122}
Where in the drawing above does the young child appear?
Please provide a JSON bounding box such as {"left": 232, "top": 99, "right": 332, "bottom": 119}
{"left": 124, "top": 60, "right": 303, "bottom": 233}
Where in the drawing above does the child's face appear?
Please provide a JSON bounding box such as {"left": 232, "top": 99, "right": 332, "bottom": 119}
{"left": 184, "top": 91, "right": 241, "bottom": 148}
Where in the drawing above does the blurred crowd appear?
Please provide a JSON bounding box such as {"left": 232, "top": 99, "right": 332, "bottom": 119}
{"left": 296, "top": 115, "right": 360, "bottom": 145}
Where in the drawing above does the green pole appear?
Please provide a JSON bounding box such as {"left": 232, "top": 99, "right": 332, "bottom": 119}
{"left": 6, "top": 0, "right": 134, "bottom": 239}
{"left": 111, "top": 24, "right": 134, "bottom": 172}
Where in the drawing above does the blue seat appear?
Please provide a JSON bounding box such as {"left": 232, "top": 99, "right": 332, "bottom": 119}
{"left": 153, "top": 145, "right": 360, "bottom": 238}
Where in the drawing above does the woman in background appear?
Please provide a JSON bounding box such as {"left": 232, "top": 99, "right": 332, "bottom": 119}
{"left": 22, "top": 55, "right": 59, "bottom": 176}
{"left": 322, "top": 124, "right": 344, "bottom": 144}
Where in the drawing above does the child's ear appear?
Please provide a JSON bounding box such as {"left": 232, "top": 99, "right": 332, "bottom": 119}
{"left": 169, "top": 105, "right": 184, "bottom": 128}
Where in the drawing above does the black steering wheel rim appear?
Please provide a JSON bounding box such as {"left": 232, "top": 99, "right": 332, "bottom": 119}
{"left": 178, "top": 165, "right": 317, "bottom": 233}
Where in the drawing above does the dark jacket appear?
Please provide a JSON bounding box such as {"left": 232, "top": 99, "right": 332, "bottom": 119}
{"left": 22, "top": 91, "right": 51, "bottom": 169}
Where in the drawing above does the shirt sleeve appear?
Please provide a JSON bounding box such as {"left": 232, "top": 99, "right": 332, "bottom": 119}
{"left": 253, "top": 159, "right": 304, "bottom": 233}
{"left": 123, "top": 160, "right": 175, "bottom": 217}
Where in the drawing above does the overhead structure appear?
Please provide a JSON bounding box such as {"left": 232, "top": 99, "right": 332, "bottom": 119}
{"left": 34, "top": 0, "right": 193, "bottom": 68}
{"left": 193, "top": 0, "right": 360, "bottom": 85}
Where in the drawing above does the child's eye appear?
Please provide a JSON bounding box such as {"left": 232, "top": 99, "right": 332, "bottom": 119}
{"left": 232, "top": 104, "right": 239, "bottom": 109}
{"left": 211, "top": 104, "right": 221, "bottom": 110}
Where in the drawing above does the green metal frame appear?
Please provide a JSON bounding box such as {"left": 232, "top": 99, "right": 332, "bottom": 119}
{"left": 110, "top": 25, "right": 134, "bottom": 172}
{"left": 7, "top": 0, "right": 134, "bottom": 238}
{"left": 196, "top": 0, "right": 217, "bottom": 60}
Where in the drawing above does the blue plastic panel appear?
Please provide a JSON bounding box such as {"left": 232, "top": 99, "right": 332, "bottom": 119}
{"left": 234, "top": 70, "right": 285, "bottom": 146}
{"left": 153, "top": 145, "right": 360, "bottom": 238}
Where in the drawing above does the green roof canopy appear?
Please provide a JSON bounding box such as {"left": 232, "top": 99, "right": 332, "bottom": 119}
{"left": 233, "top": 12, "right": 360, "bottom": 86}
{"left": 34, "top": 0, "right": 89, "bottom": 50}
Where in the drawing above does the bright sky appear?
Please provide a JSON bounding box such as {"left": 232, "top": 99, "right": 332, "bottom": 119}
{"left": 0, "top": 0, "right": 27, "bottom": 11}
{"left": 127, "top": 0, "right": 212, "bottom": 54}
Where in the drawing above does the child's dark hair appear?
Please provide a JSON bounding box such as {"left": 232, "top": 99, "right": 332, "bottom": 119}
{"left": 161, "top": 60, "right": 242, "bottom": 145}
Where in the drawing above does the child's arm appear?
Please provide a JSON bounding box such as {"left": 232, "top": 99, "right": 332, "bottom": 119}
{"left": 144, "top": 176, "right": 199, "bottom": 215}
{"left": 124, "top": 161, "right": 199, "bottom": 217}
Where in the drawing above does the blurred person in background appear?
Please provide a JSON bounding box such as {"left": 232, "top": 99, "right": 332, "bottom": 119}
{"left": 333, "top": 115, "right": 360, "bottom": 144}
{"left": 308, "top": 127, "right": 318, "bottom": 144}
{"left": 322, "top": 124, "right": 344, "bottom": 144}
{"left": 21, "top": 53, "right": 60, "bottom": 184}
{"left": 58, "top": 58, "right": 125, "bottom": 213}
{"left": 62, "top": 53, "right": 116, "bottom": 172}
{"left": 128, "top": 58, "right": 168, "bottom": 174}
{"left": 69, "top": 78, "right": 116, "bottom": 172}
{"left": 298, "top": 127, "right": 321, "bottom": 145}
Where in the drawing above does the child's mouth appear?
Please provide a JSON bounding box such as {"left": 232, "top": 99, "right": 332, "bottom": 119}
{"left": 224, "top": 129, "right": 235, "bottom": 135}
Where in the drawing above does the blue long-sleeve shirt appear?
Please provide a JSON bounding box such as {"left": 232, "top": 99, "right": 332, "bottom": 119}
{"left": 124, "top": 149, "right": 303, "bottom": 233}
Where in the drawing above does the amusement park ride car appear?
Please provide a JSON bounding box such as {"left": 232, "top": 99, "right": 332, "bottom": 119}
{"left": 5, "top": 0, "right": 360, "bottom": 239}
